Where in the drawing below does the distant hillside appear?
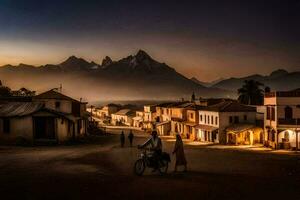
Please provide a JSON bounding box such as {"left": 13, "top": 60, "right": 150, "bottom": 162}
{"left": 191, "top": 77, "right": 225, "bottom": 87}
{"left": 0, "top": 50, "right": 234, "bottom": 101}
{"left": 211, "top": 69, "right": 300, "bottom": 91}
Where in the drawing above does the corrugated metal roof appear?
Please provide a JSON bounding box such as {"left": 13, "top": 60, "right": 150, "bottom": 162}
{"left": 0, "top": 102, "right": 81, "bottom": 122}
{"left": 0, "top": 102, "right": 44, "bottom": 117}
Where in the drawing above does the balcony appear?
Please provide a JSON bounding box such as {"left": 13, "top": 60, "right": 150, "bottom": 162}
{"left": 278, "top": 118, "right": 300, "bottom": 125}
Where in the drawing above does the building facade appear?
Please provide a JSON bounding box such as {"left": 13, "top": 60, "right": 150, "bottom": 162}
{"left": 111, "top": 109, "right": 135, "bottom": 126}
{"left": 0, "top": 89, "right": 89, "bottom": 144}
{"left": 196, "top": 101, "right": 260, "bottom": 145}
{"left": 264, "top": 90, "right": 300, "bottom": 150}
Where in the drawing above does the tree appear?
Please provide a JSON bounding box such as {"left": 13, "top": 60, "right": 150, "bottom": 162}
{"left": 0, "top": 86, "right": 12, "bottom": 97}
{"left": 238, "top": 80, "right": 264, "bottom": 105}
{"left": 12, "top": 87, "right": 36, "bottom": 96}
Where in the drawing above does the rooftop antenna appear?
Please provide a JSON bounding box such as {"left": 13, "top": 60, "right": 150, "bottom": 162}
{"left": 59, "top": 84, "right": 62, "bottom": 93}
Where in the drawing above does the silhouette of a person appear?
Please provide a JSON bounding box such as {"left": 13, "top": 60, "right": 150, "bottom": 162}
{"left": 128, "top": 130, "right": 134, "bottom": 147}
{"left": 120, "top": 131, "right": 125, "bottom": 147}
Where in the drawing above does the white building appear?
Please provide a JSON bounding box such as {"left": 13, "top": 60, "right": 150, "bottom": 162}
{"left": 95, "top": 104, "right": 120, "bottom": 119}
{"left": 264, "top": 90, "right": 300, "bottom": 149}
{"left": 196, "top": 101, "right": 260, "bottom": 145}
{"left": 0, "top": 90, "right": 89, "bottom": 144}
{"left": 111, "top": 109, "right": 135, "bottom": 126}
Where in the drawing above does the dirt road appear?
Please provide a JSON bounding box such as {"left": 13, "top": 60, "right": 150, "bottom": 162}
{"left": 0, "top": 134, "right": 299, "bottom": 200}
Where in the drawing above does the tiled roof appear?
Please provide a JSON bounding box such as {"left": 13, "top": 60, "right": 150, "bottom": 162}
{"left": 186, "top": 104, "right": 206, "bottom": 110}
{"left": 113, "top": 109, "right": 135, "bottom": 116}
{"left": 106, "top": 103, "right": 121, "bottom": 107}
{"left": 34, "top": 90, "right": 79, "bottom": 102}
{"left": 199, "top": 101, "right": 256, "bottom": 112}
{"left": 156, "top": 102, "right": 176, "bottom": 107}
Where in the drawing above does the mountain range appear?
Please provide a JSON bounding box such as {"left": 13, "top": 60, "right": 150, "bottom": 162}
{"left": 0, "top": 50, "right": 233, "bottom": 101}
{"left": 203, "top": 69, "right": 300, "bottom": 91}
{"left": 1, "top": 50, "right": 298, "bottom": 101}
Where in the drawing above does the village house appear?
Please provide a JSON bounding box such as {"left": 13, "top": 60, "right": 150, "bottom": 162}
{"left": 142, "top": 105, "right": 157, "bottom": 129}
{"left": 264, "top": 90, "right": 300, "bottom": 150}
{"left": 169, "top": 102, "right": 194, "bottom": 136}
{"left": 111, "top": 109, "right": 136, "bottom": 126}
{"left": 133, "top": 105, "right": 158, "bottom": 129}
{"left": 33, "top": 90, "right": 88, "bottom": 135}
{"left": 133, "top": 110, "right": 144, "bottom": 128}
{"left": 155, "top": 102, "right": 174, "bottom": 135}
{"left": 0, "top": 90, "right": 88, "bottom": 144}
{"left": 182, "top": 105, "right": 204, "bottom": 140}
{"left": 94, "top": 104, "right": 121, "bottom": 119}
{"left": 155, "top": 102, "right": 189, "bottom": 136}
{"left": 196, "top": 101, "right": 261, "bottom": 145}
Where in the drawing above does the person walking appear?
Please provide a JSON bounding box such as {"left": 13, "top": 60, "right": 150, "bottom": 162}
{"left": 173, "top": 134, "right": 187, "bottom": 172}
{"left": 120, "top": 131, "right": 125, "bottom": 147}
{"left": 128, "top": 130, "right": 134, "bottom": 147}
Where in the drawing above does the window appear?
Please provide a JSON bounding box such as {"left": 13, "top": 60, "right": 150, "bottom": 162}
{"left": 229, "top": 116, "right": 233, "bottom": 123}
{"left": 204, "top": 115, "right": 206, "bottom": 123}
{"left": 190, "top": 113, "right": 194, "bottom": 119}
{"left": 200, "top": 115, "right": 203, "bottom": 121}
{"left": 215, "top": 117, "right": 218, "bottom": 125}
{"left": 285, "top": 106, "right": 293, "bottom": 120}
{"left": 211, "top": 116, "right": 214, "bottom": 125}
{"left": 55, "top": 101, "right": 61, "bottom": 109}
{"left": 266, "top": 107, "right": 271, "bottom": 120}
{"left": 271, "top": 107, "right": 275, "bottom": 121}
{"left": 234, "top": 116, "right": 239, "bottom": 123}
{"left": 207, "top": 116, "right": 210, "bottom": 124}
{"left": 244, "top": 115, "right": 247, "bottom": 121}
{"left": 3, "top": 118, "right": 10, "bottom": 133}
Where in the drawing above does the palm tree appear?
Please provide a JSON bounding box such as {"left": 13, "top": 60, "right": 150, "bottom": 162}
{"left": 238, "top": 80, "right": 264, "bottom": 105}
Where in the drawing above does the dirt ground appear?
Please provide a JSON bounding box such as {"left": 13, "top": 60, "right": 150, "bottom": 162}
{"left": 0, "top": 132, "right": 299, "bottom": 200}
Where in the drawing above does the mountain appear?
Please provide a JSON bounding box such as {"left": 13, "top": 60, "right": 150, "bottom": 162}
{"left": 59, "top": 56, "right": 99, "bottom": 71}
{"left": 0, "top": 50, "right": 234, "bottom": 101}
{"left": 191, "top": 77, "right": 225, "bottom": 87}
{"left": 212, "top": 69, "right": 300, "bottom": 91}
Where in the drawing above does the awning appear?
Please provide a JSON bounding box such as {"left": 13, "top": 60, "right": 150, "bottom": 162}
{"left": 195, "top": 124, "right": 218, "bottom": 131}
{"left": 156, "top": 121, "right": 170, "bottom": 126}
{"left": 226, "top": 124, "right": 255, "bottom": 134}
{"left": 183, "top": 122, "right": 197, "bottom": 127}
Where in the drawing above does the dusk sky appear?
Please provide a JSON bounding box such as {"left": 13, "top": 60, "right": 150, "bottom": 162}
{"left": 0, "top": 0, "right": 299, "bottom": 81}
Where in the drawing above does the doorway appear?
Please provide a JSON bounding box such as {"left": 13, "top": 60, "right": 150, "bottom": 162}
{"left": 34, "top": 117, "right": 56, "bottom": 139}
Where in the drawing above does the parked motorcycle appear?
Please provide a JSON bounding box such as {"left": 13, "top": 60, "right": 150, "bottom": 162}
{"left": 134, "top": 148, "right": 170, "bottom": 176}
